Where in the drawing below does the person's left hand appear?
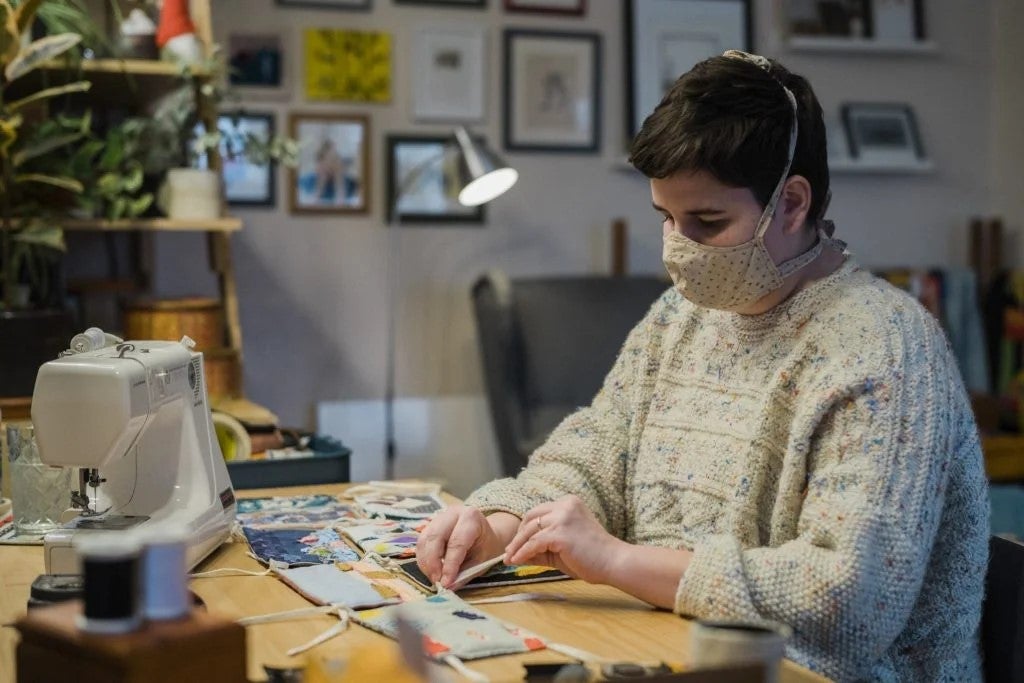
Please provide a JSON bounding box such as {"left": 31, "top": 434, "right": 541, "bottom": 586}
{"left": 503, "top": 495, "right": 626, "bottom": 584}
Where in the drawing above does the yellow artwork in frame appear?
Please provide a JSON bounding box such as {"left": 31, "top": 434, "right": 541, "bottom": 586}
{"left": 305, "top": 29, "right": 392, "bottom": 102}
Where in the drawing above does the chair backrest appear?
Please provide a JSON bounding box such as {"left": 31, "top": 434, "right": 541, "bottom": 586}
{"left": 983, "top": 535, "right": 1024, "bottom": 681}
{"left": 472, "top": 272, "right": 666, "bottom": 476}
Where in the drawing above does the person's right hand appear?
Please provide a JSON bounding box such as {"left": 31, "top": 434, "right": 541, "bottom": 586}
{"left": 416, "top": 505, "right": 518, "bottom": 589}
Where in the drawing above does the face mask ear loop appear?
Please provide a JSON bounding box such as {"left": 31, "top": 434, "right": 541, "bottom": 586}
{"left": 753, "top": 87, "right": 799, "bottom": 242}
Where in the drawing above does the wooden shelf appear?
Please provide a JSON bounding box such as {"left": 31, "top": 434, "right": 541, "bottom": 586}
{"left": 830, "top": 158, "right": 935, "bottom": 175}
{"left": 10, "top": 58, "right": 207, "bottom": 108}
{"left": 62, "top": 217, "right": 242, "bottom": 233}
{"left": 786, "top": 36, "right": 938, "bottom": 55}
{"left": 40, "top": 58, "right": 209, "bottom": 78}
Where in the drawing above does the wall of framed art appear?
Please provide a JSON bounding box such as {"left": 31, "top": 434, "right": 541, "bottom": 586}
{"left": 141, "top": 0, "right": 1011, "bottom": 493}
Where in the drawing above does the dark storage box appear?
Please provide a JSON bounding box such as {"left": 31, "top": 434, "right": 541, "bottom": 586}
{"left": 226, "top": 435, "right": 351, "bottom": 489}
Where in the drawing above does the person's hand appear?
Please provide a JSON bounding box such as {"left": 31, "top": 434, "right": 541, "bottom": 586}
{"left": 504, "top": 495, "right": 626, "bottom": 584}
{"left": 416, "top": 504, "right": 518, "bottom": 589}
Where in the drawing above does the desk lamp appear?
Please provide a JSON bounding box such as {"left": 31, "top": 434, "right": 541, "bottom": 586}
{"left": 384, "top": 127, "right": 518, "bottom": 479}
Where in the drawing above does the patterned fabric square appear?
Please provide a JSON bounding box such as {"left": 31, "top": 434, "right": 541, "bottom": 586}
{"left": 396, "top": 558, "right": 567, "bottom": 591}
{"left": 342, "top": 521, "right": 419, "bottom": 558}
{"left": 355, "top": 493, "right": 445, "bottom": 519}
{"left": 337, "top": 557, "right": 428, "bottom": 603}
{"left": 275, "top": 564, "right": 403, "bottom": 609}
{"left": 354, "top": 593, "right": 546, "bottom": 660}
{"left": 236, "top": 495, "right": 360, "bottom": 528}
{"left": 242, "top": 526, "right": 360, "bottom": 567}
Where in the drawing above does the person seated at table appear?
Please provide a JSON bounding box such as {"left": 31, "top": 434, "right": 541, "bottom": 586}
{"left": 417, "top": 50, "right": 988, "bottom": 682}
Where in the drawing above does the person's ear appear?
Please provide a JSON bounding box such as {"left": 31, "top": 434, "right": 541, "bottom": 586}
{"left": 780, "top": 175, "right": 812, "bottom": 235}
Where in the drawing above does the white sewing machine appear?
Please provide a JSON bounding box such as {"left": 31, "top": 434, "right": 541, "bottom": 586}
{"left": 31, "top": 329, "right": 236, "bottom": 575}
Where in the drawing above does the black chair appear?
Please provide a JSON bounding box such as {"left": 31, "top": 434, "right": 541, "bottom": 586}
{"left": 983, "top": 535, "right": 1024, "bottom": 681}
{"left": 471, "top": 271, "right": 667, "bottom": 476}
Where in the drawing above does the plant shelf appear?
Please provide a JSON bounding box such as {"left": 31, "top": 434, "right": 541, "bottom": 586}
{"left": 40, "top": 58, "right": 209, "bottom": 78}
{"left": 62, "top": 217, "right": 242, "bottom": 232}
{"left": 830, "top": 158, "right": 935, "bottom": 175}
{"left": 786, "top": 36, "right": 938, "bottom": 55}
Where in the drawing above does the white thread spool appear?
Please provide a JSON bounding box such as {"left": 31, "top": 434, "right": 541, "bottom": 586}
{"left": 73, "top": 533, "right": 142, "bottom": 634}
{"left": 141, "top": 524, "right": 190, "bottom": 620}
{"left": 689, "top": 619, "right": 791, "bottom": 683}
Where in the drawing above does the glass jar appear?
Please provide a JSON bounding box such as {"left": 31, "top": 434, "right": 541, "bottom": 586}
{"left": 7, "top": 423, "right": 73, "bottom": 536}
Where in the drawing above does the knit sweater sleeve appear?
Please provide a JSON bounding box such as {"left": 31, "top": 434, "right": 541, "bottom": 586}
{"left": 463, "top": 301, "right": 658, "bottom": 538}
{"left": 674, "top": 323, "right": 983, "bottom": 679}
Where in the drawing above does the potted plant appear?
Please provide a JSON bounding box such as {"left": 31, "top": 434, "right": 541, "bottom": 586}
{"left": 146, "top": 52, "right": 299, "bottom": 219}
{"left": 0, "top": 0, "right": 93, "bottom": 396}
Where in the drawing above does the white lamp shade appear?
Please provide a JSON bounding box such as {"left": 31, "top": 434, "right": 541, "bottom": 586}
{"left": 458, "top": 167, "right": 519, "bottom": 207}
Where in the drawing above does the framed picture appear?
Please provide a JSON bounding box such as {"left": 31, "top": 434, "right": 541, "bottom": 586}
{"left": 386, "top": 134, "right": 486, "bottom": 224}
{"left": 504, "top": 0, "right": 585, "bottom": 15}
{"left": 304, "top": 28, "right": 391, "bottom": 102}
{"left": 840, "top": 102, "right": 924, "bottom": 164}
{"left": 395, "top": 0, "right": 486, "bottom": 7}
{"left": 783, "top": 0, "right": 925, "bottom": 41}
{"left": 503, "top": 29, "right": 601, "bottom": 153}
{"left": 412, "top": 26, "right": 486, "bottom": 122}
{"left": 228, "top": 33, "right": 290, "bottom": 100}
{"left": 276, "top": 0, "right": 371, "bottom": 9}
{"left": 626, "top": 0, "right": 752, "bottom": 139}
{"left": 215, "top": 112, "right": 277, "bottom": 207}
{"left": 289, "top": 113, "right": 370, "bottom": 214}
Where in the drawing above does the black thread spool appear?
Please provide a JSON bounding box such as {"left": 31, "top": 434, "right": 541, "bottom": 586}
{"left": 73, "top": 534, "right": 142, "bottom": 634}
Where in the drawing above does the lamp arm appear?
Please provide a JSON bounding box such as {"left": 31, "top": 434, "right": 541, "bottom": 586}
{"left": 384, "top": 145, "right": 451, "bottom": 479}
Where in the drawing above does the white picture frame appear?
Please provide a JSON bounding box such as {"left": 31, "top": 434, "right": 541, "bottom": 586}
{"left": 626, "top": 0, "right": 751, "bottom": 138}
{"left": 412, "top": 26, "right": 486, "bottom": 123}
{"left": 841, "top": 102, "right": 924, "bottom": 166}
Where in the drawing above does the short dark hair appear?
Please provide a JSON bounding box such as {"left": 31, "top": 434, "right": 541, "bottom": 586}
{"left": 629, "top": 55, "right": 829, "bottom": 222}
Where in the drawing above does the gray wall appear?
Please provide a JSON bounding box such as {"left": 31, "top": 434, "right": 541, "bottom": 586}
{"left": 993, "top": 0, "right": 1024, "bottom": 241}
{"left": 153, "top": 0, "right": 1003, "bottom": 442}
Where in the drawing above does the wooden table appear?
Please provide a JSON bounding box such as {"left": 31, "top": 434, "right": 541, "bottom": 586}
{"left": 1, "top": 484, "right": 830, "bottom": 682}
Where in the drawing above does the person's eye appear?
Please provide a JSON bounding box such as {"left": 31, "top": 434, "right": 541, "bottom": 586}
{"left": 659, "top": 213, "right": 673, "bottom": 225}
{"left": 696, "top": 217, "right": 729, "bottom": 232}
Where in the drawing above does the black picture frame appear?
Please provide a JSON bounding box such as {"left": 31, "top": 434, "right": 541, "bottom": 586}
{"left": 394, "top": 0, "right": 486, "bottom": 7}
{"left": 625, "top": 0, "right": 752, "bottom": 141}
{"left": 840, "top": 102, "right": 924, "bottom": 162}
{"left": 386, "top": 134, "right": 487, "bottom": 225}
{"left": 503, "top": 28, "right": 601, "bottom": 153}
{"left": 504, "top": 0, "right": 585, "bottom": 16}
{"left": 216, "top": 112, "right": 277, "bottom": 208}
{"left": 275, "top": 0, "right": 372, "bottom": 9}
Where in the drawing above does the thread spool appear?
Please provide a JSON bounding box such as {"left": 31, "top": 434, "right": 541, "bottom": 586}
{"left": 141, "top": 524, "right": 190, "bottom": 621}
{"left": 74, "top": 534, "right": 142, "bottom": 634}
{"left": 213, "top": 411, "right": 252, "bottom": 462}
{"left": 689, "top": 619, "right": 790, "bottom": 683}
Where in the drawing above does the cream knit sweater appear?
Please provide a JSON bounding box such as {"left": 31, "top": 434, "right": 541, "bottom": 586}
{"left": 466, "top": 257, "right": 989, "bottom": 682}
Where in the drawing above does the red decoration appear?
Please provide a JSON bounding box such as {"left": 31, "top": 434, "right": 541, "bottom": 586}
{"left": 155, "top": 0, "right": 196, "bottom": 48}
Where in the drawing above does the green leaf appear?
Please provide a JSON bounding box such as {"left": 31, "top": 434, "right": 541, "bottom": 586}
{"left": 111, "top": 196, "right": 127, "bottom": 221}
{"left": 96, "top": 171, "right": 120, "bottom": 195}
{"left": 12, "top": 222, "right": 66, "bottom": 252}
{"left": 12, "top": 131, "right": 85, "bottom": 167}
{"left": 5, "top": 33, "right": 83, "bottom": 82}
{"left": 128, "top": 194, "right": 153, "bottom": 217}
{"left": 13, "top": 0, "right": 43, "bottom": 34}
{"left": 14, "top": 173, "right": 83, "bottom": 193}
{"left": 0, "top": 1, "right": 18, "bottom": 65}
{"left": 7, "top": 81, "right": 93, "bottom": 112}
{"left": 123, "top": 162, "right": 143, "bottom": 192}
